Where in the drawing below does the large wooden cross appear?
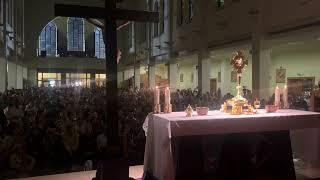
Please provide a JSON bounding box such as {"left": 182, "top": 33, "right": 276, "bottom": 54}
{"left": 55, "top": 1, "right": 159, "bottom": 148}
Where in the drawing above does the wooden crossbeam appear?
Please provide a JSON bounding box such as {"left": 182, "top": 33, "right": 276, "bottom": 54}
{"left": 55, "top": 4, "right": 159, "bottom": 22}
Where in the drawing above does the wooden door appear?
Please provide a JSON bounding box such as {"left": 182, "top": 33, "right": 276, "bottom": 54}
{"left": 210, "top": 78, "right": 217, "bottom": 93}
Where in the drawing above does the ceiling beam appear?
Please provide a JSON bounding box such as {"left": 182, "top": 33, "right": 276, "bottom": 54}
{"left": 55, "top": 4, "right": 159, "bottom": 22}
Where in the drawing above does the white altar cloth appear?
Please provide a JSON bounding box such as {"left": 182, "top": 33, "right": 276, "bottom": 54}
{"left": 143, "top": 109, "right": 320, "bottom": 180}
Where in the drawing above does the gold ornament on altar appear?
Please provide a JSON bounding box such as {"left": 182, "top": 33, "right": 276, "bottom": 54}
{"left": 221, "top": 51, "right": 255, "bottom": 115}
{"left": 230, "top": 51, "right": 248, "bottom": 74}
{"left": 185, "top": 104, "right": 193, "bottom": 117}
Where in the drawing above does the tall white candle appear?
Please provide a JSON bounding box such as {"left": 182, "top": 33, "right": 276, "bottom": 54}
{"left": 275, "top": 86, "right": 281, "bottom": 107}
{"left": 165, "top": 87, "right": 171, "bottom": 105}
{"left": 283, "top": 85, "right": 288, "bottom": 108}
{"left": 154, "top": 86, "right": 160, "bottom": 105}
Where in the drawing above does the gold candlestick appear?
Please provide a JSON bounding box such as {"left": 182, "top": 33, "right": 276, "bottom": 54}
{"left": 164, "top": 104, "right": 172, "bottom": 113}
{"left": 154, "top": 104, "right": 161, "bottom": 113}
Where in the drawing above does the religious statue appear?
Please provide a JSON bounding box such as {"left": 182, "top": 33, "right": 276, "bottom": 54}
{"left": 221, "top": 51, "right": 254, "bottom": 115}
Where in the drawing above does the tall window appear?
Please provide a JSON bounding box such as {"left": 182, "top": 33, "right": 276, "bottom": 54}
{"left": 159, "top": 0, "right": 165, "bottom": 34}
{"left": 67, "top": 17, "right": 85, "bottom": 51}
{"left": 153, "top": 1, "right": 159, "bottom": 37}
{"left": 95, "top": 27, "right": 105, "bottom": 59}
{"left": 39, "top": 22, "right": 57, "bottom": 57}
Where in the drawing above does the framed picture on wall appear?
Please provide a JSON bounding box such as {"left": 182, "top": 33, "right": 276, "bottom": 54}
{"left": 231, "top": 71, "right": 237, "bottom": 82}
{"left": 276, "top": 68, "right": 286, "bottom": 83}
{"left": 218, "top": 72, "right": 221, "bottom": 82}
{"left": 180, "top": 74, "right": 184, "bottom": 82}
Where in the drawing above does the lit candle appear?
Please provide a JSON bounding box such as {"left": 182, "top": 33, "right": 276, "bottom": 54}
{"left": 275, "top": 86, "right": 281, "bottom": 107}
{"left": 283, "top": 85, "right": 288, "bottom": 108}
{"left": 165, "top": 87, "right": 171, "bottom": 105}
{"left": 154, "top": 86, "right": 160, "bottom": 105}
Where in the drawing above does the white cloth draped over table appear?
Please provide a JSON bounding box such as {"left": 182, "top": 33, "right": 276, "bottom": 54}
{"left": 143, "top": 110, "right": 320, "bottom": 180}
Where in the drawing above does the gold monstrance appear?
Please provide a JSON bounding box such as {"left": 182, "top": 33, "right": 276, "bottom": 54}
{"left": 221, "top": 51, "right": 254, "bottom": 115}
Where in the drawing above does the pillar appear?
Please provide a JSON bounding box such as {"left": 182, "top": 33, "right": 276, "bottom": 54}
{"left": 61, "top": 73, "right": 67, "bottom": 86}
{"left": 198, "top": 50, "right": 210, "bottom": 94}
{"left": 251, "top": 0, "right": 272, "bottom": 99}
{"left": 148, "top": 64, "right": 156, "bottom": 88}
{"left": 0, "top": 57, "right": 6, "bottom": 92}
{"left": 252, "top": 43, "right": 272, "bottom": 99}
{"left": 8, "top": 61, "right": 17, "bottom": 89}
{"left": 134, "top": 65, "right": 140, "bottom": 89}
{"left": 16, "top": 65, "right": 23, "bottom": 89}
{"left": 201, "top": 59, "right": 210, "bottom": 93}
{"left": 221, "top": 59, "right": 231, "bottom": 96}
{"left": 169, "top": 62, "right": 178, "bottom": 91}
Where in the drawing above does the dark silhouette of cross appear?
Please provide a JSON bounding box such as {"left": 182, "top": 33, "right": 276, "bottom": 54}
{"left": 55, "top": 1, "right": 159, "bottom": 149}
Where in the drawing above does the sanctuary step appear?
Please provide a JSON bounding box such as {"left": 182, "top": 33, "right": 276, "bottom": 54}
{"left": 10, "top": 165, "right": 143, "bottom": 180}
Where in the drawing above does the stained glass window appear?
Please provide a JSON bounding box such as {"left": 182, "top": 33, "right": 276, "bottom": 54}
{"left": 95, "top": 27, "right": 105, "bottom": 59}
{"left": 39, "top": 22, "right": 57, "bottom": 57}
{"left": 67, "top": 17, "right": 85, "bottom": 51}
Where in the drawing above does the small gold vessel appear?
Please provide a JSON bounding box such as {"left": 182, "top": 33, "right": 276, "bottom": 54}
{"left": 185, "top": 104, "right": 193, "bottom": 117}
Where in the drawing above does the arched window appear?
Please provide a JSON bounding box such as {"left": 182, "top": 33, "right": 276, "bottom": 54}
{"left": 95, "top": 27, "right": 105, "bottom": 59}
{"left": 153, "top": 1, "right": 159, "bottom": 37}
{"left": 39, "top": 22, "right": 57, "bottom": 57}
{"left": 67, "top": 17, "right": 85, "bottom": 51}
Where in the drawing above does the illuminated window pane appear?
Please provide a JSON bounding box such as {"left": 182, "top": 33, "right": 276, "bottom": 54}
{"left": 38, "top": 73, "right": 43, "bottom": 80}
{"left": 38, "top": 81, "right": 42, "bottom": 87}
{"left": 100, "top": 74, "right": 106, "bottom": 79}
{"left": 42, "top": 73, "right": 57, "bottom": 79}
{"left": 57, "top": 73, "right": 61, "bottom": 80}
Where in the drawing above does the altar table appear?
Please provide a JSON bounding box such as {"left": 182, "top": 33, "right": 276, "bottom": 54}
{"left": 143, "top": 109, "right": 320, "bottom": 180}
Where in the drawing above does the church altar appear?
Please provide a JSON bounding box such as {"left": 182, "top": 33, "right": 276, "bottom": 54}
{"left": 143, "top": 110, "right": 320, "bottom": 180}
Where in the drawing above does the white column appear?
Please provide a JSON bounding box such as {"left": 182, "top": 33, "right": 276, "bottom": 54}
{"left": 251, "top": 0, "right": 272, "bottom": 99}
{"left": 148, "top": 65, "right": 156, "bottom": 88}
{"left": 192, "top": 65, "right": 198, "bottom": 90}
{"left": 252, "top": 36, "right": 272, "bottom": 99}
{"left": 169, "top": 63, "right": 178, "bottom": 91}
{"left": 220, "top": 59, "right": 230, "bottom": 96}
{"left": 16, "top": 65, "right": 23, "bottom": 89}
{"left": 27, "top": 69, "right": 37, "bottom": 87}
{"left": 259, "top": 48, "right": 272, "bottom": 99}
{"left": 117, "top": 71, "right": 124, "bottom": 87}
{"left": 8, "top": 61, "right": 17, "bottom": 89}
{"left": 0, "top": 58, "right": 6, "bottom": 92}
{"left": 134, "top": 65, "right": 140, "bottom": 89}
{"left": 201, "top": 59, "right": 210, "bottom": 93}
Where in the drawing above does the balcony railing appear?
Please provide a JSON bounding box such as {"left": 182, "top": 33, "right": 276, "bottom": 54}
{"left": 37, "top": 49, "right": 97, "bottom": 59}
